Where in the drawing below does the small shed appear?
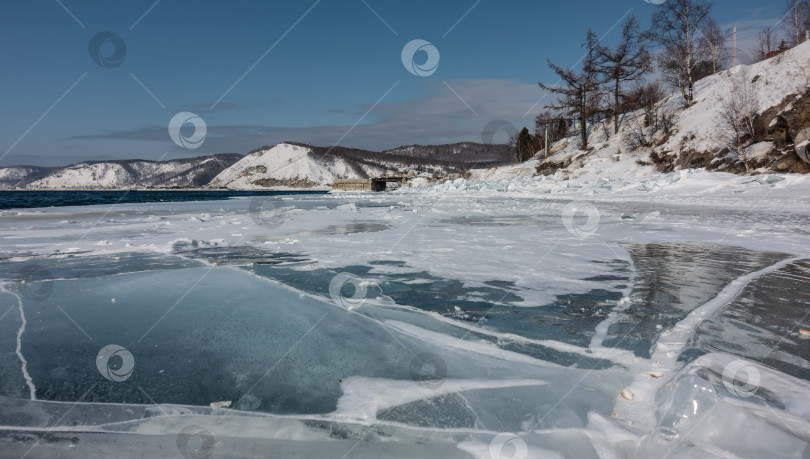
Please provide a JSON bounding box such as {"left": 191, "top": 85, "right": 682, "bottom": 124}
{"left": 332, "top": 179, "right": 386, "bottom": 191}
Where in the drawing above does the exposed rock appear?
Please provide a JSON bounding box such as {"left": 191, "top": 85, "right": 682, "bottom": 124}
{"left": 675, "top": 150, "right": 714, "bottom": 170}
{"left": 757, "top": 86, "right": 810, "bottom": 170}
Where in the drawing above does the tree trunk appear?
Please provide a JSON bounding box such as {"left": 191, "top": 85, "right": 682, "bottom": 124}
{"left": 580, "top": 103, "right": 588, "bottom": 149}
{"left": 795, "top": 0, "right": 801, "bottom": 45}
{"left": 614, "top": 78, "right": 620, "bottom": 134}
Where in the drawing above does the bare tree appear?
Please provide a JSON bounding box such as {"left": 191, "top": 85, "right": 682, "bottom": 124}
{"left": 717, "top": 79, "right": 759, "bottom": 174}
{"left": 624, "top": 81, "right": 671, "bottom": 150}
{"left": 597, "top": 15, "right": 652, "bottom": 135}
{"left": 786, "top": 0, "right": 803, "bottom": 45}
{"left": 700, "top": 18, "right": 728, "bottom": 74}
{"left": 803, "top": 0, "right": 810, "bottom": 38}
{"left": 753, "top": 27, "right": 778, "bottom": 62}
{"left": 539, "top": 29, "right": 601, "bottom": 149}
{"left": 648, "top": 0, "right": 714, "bottom": 105}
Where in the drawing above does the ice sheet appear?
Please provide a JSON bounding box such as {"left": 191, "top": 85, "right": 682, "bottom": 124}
{"left": 1, "top": 175, "right": 810, "bottom": 457}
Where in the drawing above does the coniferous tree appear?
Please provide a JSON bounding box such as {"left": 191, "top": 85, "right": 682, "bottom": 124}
{"left": 515, "top": 127, "right": 538, "bottom": 162}
{"left": 597, "top": 15, "right": 652, "bottom": 135}
{"left": 539, "top": 29, "right": 601, "bottom": 149}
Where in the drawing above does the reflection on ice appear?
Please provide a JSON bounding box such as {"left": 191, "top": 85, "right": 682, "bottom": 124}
{"left": 683, "top": 260, "right": 810, "bottom": 381}
{"left": 603, "top": 243, "right": 788, "bottom": 357}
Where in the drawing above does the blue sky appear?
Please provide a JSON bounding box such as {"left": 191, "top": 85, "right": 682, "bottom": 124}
{"left": 0, "top": 0, "right": 785, "bottom": 166}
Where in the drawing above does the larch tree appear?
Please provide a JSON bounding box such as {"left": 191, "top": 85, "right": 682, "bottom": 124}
{"left": 648, "top": 0, "right": 714, "bottom": 105}
{"left": 597, "top": 15, "right": 652, "bottom": 135}
{"left": 539, "top": 29, "right": 601, "bottom": 149}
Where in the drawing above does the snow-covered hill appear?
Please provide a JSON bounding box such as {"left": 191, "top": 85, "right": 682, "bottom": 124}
{"left": 0, "top": 166, "right": 55, "bottom": 189}
{"left": 208, "top": 143, "right": 381, "bottom": 189}
{"left": 208, "top": 142, "right": 515, "bottom": 189}
{"left": 4, "top": 154, "right": 242, "bottom": 190}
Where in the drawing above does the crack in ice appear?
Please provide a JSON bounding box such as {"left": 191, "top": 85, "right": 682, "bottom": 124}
{"left": 2, "top": 284, "right": 36, "bottom": 400}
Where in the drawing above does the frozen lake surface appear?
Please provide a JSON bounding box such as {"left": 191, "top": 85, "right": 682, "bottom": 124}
{"left": 1, "top": 172, "right": 809, "bottom": 458}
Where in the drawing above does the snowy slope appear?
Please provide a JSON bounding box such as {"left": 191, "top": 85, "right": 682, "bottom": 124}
{"left": 0, "top": 166, "right": 55, "bottom": 189}
{"left": 654, "top": 41, "right": 810, "bottom": 161}
{"left": 10, "top": 154, "right": 242, "bottom": 190}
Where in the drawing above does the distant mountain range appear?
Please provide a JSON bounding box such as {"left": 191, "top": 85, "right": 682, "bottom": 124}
{"left": 0, "top": 154, "right": 243, "bottom": 190}
{"left": 0, "top": 142, "right": 514, "bottom": 190}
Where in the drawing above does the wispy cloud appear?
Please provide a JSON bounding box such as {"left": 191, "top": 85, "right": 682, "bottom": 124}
{"left": 69, "top": 79, "right": 541, "bottom": 154}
